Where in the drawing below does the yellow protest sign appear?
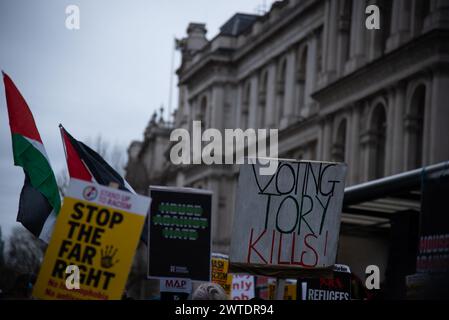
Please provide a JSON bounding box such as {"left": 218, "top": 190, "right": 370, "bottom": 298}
{"left": 211, "top": 253, "right": 230, "bottom": 295}
{"left": 284, "top": 281, "right": 297, "bottom": 300}
{"left": 33, "top": 179, "right": 150, "bottom": 300}
{"left": 268, "top": 279, "right": 297, "bottom": 300}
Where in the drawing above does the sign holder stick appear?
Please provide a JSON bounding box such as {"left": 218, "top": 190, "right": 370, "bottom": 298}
{"left": 275, "top": 278, "right": 285, "bottom": 300}
{"left": 108, "top": 182, "right": 119, "bottom": 189}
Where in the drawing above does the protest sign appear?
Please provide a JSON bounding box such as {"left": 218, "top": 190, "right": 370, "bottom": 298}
{"left": 212, "top": 253, "right": 231, "bottom": 294}
{"left": 230, "top": 160, "right": 347, "bottom": 273}
{"left": 284, "top": 281, "right": 297, "bottom": 300}
{"left": 33, "top": 179, "right": 150, "bottom": 300}
{"left": 417, "top": 174, "right": 449, "bottom": 274}
{"left": 160, "top": 277, "right": 192, "bottom": 300}
{"left": 148, "top": 186, "right": 212, "bottom": 281}
{"left": 231, "top": 275, "right": 255, "bottom": 300}
{"left": 267, "top": 279, "right": 297, "bottom": 300}
{"left": 297, "top": 264, "right": 352, "bottom": 300}
{"left": 407, "top": 173, "right": 449, "bottom": 298}
{"left": 255, "top": 276, "right": 270, "bottom": 299}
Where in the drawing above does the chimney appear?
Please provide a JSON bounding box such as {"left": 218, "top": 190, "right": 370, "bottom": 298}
{"left": 185, "top": 23, "right": 208, "bottom": 52}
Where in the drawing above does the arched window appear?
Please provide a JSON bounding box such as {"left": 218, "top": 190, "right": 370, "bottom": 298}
{"left": 369, "top": 104, "right": 387, "bottom": 180}
{"left": 258, "top": 70, "right": 268, "bottom": 128}
{"left": 276, "top": 58, "right": 287, "bottom": 124}
{"left": 407, "top": 85, "right": 426, "bottom": 169}
{"left": 333, "top": 119, "right": 347, "bottom": 163}
{"left": 241, "top": 81, "right": 251, "bottom": 129}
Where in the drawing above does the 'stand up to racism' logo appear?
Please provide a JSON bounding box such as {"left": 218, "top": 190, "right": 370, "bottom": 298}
{"left": 82, "top": 185, "right": 98, "bottom": 201}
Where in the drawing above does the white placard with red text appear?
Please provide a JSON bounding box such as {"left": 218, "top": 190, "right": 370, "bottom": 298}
{"left": 230, "top": 160, "right": 347, "bottom": 269}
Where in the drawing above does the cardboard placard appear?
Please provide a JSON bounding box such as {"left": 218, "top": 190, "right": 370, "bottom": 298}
{"left": 212, "top": 253, "right": 231, "bottom": 294}
{"left": 231, "top": 275, "right": 255, "bottom": 300}
{"left": 230, "top": 160, "right": 347, "bottom": 272}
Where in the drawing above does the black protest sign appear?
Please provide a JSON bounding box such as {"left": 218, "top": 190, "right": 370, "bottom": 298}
{"left": 148, "top": 186, "right": 212, "bottom": 281}
{"left": 417, "top": 173, "right": 449, "bottom": 274}
{"left": 297, "top": 266, "right": 352, "bottom": 300}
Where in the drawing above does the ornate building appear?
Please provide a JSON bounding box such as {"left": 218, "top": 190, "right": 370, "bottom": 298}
{"left": 126, "top": 0, "right": 449, "bottom": 283}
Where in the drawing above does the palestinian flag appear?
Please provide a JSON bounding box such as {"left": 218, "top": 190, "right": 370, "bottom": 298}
{"left": 59, "top": 125, "right": 133, "bottom": 191}
{"left": 2, "top": 71, "right": 60, "bottom": 242}
{"left": 59, "top": 125, "right": 148, "bottom": 243}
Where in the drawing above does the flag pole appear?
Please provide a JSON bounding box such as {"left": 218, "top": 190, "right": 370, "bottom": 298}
{"left": 59, "top": 124, "right": 69, "bottom": 162}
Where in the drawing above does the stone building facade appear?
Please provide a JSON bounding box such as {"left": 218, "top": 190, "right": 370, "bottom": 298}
{"left": 126, "top": 0, "right": 449, "bottom": 281}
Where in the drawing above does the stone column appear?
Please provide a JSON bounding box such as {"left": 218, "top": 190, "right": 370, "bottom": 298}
{"left": 219, "top": 177, "right": 234, "bottom": 254}
{"left": 179, "top": 85, "right": 190, "bottom": 129}
{"left": 203, "top": 92, "right": 210, "bottom": 129}
{"left": 281, "top": 50, "right": 296, "bottom": 129}
{"left": 423, "top": 0, "right": 449, "bottom": 33}
{"left": 325, "top": 0, "right": 338, "bottom": 80}
{"left": 211, "top": 86, "right": 224, "bottom": 131}
{"left": 265, "top": 62, "right": 277, "bottom": 128}
{"left": 189, "top": 97, "right": 197, "bottom": 132}
{"left": 391, "top": 82, "right": 406, "bottom": 174}
{"left": 176, "top": 172, "right": 185, "bottom": 187}
{"left": 429, "top": 69, "right": 449, "bottom": 164}
{"left": 235, "top": 84, "right": 243, "bottom": 130}
{"left": 345, "top": 0, "right": 366, "bottom": 73}
{"left": 366, "top": 0, "right": 382, "bottom": 61}
{"left": 208, "top": 178, "right": 220, "bottom": 252}
{"left": 249, "top": 74, "right": 259, "bottom": 129}
{"left": 385, "top": 90, "right": 395, "bottom": 176}
{"left": 359, "top": 102, "right": 371, "bottom": 182}
{"left": 321, "top": 116, "right": 333, "bottom": 161}
{"left": 422, "top": 77, "right": 432, "bottom": 166}
{"left": 303, "top": 36, "right": 317, "bottom": 117}
{"left": 348, "top": 104, "right": 361, "bottom": 185}
{"left": 336, "top": 0, "right": 351, "bottom": 76}
{"left": 386, "top": 0, "right": 411, "bottom": 52}
{"left": 322, "top": 0, "right": 330, "bottom": 74}
{"left": 317, "top": 120, "right": 324, "bottom": 160}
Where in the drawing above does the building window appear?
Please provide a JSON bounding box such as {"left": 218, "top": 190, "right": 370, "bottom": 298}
{"left": 317, "top": 28, "right": 323, "bottom": 74}
{"left": 340, "top": 0, "right": 352, "bottom": 62}
{"left": 276, "top": 58, "right": 287, "bottom": 124}
{"left": 407, "top": 84, "right": 426, "bottom": 169}
{"left": 241, "top": 81, "right": 250, "bottom": 129}
{"left": 369, "top": 104, "right": 387, "bottom": 180}
{"left": 258, "top": 70, "right": 268, "bottom": 128}
{"left": 332, "top": 119, "right": 347, "bottom": 163}
{"left": 295, "top": 45, "right": 307, "bottom": 115}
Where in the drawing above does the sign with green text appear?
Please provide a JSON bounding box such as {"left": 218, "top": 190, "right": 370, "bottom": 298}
{"left": 148, "top": 186, "right": 212, "bottom": 281}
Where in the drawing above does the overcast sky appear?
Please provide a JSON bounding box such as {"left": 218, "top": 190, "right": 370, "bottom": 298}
{"left": 0, "top": 0, "right": 273, "bottom": 240}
